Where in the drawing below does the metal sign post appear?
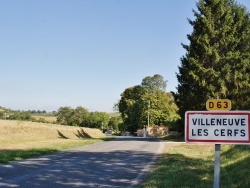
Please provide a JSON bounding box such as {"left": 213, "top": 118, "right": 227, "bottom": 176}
{"left": 214, "top": 144, "right": 221, "bottom": 188}
{"left": 185, "top": 99, "right": 250, "bottom": 188}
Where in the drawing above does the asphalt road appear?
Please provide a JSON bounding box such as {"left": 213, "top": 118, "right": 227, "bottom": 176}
{"left": 0, "top": 136, "right": 165, "bottom": 188}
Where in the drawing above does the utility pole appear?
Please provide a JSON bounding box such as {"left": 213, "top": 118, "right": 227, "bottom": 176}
{"left": 147, "top": 100, "right": 150, "bottom": 128}
{"left": 143, "top": 99, "right": 150, "bottom": 138}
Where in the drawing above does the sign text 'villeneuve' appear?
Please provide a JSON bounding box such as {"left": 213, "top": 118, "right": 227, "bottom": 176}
{"left": 185, "top": 111, "right": 250, "bottom": 144}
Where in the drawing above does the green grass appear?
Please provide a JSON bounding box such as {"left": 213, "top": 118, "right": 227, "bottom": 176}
{"left": 161, "top": 133, "right": 185, "bottom": 142}
{"left": 0, "top": 138, "right": 115, "bottom": 164}
{"left": 141, "top": 134, "right": 250, "bottom": 188}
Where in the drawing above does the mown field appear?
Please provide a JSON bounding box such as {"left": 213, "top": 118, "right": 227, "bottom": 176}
{"left": 0, "top": 120, "right": 108, "bottom": 163}
{"left": 141, "top": 134, "right": 250, "bottom": 188}
{"left": 31, "top": 115, "right": 57, "bottom": 123}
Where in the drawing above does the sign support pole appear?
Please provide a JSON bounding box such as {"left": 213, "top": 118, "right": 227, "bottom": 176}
{"left": 214, "top": 144, "right": 221, "bottom": 188}
{"left": 185, "top": 99, "right": 250, "bottom": 188}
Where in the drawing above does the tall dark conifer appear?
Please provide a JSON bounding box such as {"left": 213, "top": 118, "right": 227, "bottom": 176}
{"left": 175, "top": 0, "right": 250, "bottom": 132}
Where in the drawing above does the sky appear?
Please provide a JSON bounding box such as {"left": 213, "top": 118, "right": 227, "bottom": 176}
{"left": 1, "top": 0, "right": 250, "bottom": 112}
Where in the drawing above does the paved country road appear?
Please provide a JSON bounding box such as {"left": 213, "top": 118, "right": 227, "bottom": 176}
{"left": 0, "top": 136, "right": 165, "bottom": 188}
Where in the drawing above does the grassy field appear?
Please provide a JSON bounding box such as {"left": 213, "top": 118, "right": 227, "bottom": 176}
{"left": 31, "top": 115, "right": 57, "bottom": 123}
{"left": 141, "top": 134, "right": 250, "bottom": 188}
{"left": 0, "top": 120, "right": 109, "bottom": 164}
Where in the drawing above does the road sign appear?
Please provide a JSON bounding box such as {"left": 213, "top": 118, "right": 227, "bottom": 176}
{"left": 185, "top": 111, "right": 250, "bottom": 144}
{"left": 206, "top": 99, "right": 231, "bottom": 111}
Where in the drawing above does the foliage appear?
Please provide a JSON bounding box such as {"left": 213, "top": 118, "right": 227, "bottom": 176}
{"left": 28, "top": 110, "right": 47, "bottom": 114}
{"left": 0, "top": 106, "right": 122, "bottom": 132}
{"left": 0, "top": 112, "right": 4, "bottom": 119}
{"left": 56, "top": 106, "right": 75, "bottom": 125}
{"left": 174, "top": 0, "right": 250, "bottom": 132}
{"left": 141, "top": 74, "right": 167, "bottom": 91}
{"left": 83, "top": 112, "right": 110, "bottom": 130}
{"left": 56, "top": 106, "right": 89, "bottom": 126}
{"left": 108, "top": 116, "right": 123, "bottom": 132}
{"left": 118, "top": 75, "right": 180, "bottom": 133}
{"left": 8, "top": 111, "right": 32, "bottom": 121}
{"left": 71, "top": 106, "right": 89, "bottom": 126}
{"left": 118, "top": 85, "right": 147, "bottom": 133}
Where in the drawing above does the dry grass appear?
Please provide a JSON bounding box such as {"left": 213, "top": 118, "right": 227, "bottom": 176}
{"left": 0, "top": 120, "right": 105, "bottom": 150}
{"left": 0, "top": 120, "right": 108, "bottom": 163}
{"left": 31, "top": 115, "right": 57, "bottom": 123}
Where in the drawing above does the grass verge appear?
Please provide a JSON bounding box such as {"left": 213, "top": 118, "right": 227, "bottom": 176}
{"left": 0, "top": 120, "right": 115, "bottom": 164}
{"left": 0, "top": 138, "right": 112, "bottom": 164}
{"left": 141, "top": 134, "right": 250, "bottom": 188}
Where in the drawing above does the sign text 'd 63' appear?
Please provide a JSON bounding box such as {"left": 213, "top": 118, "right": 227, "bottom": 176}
{"left": 206, "top": 99, "right": 231, "bottom": 111}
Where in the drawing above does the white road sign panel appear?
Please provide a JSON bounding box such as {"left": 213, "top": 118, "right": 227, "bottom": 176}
{"left": 185, "top": 111, "right": 250, "bottom": 144}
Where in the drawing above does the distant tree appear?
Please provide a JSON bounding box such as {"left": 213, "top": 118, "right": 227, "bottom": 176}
{"left": 56, "top": 106, "right": 90, "bottom": 126}
{"left": 8, "top": 111, "right": 32, "bottom": 121}
{"left": 118, "top": 123, "right": 126, "bottom": 132}
{"left": 118, "top": 85, "right": 146, "bottom": 133}
{"left": 0, "top": 112, "right": 4, "bottom": 119}
{"left": 174, "top": 0, "right": 250, "bottom": 132}
{"left": 118, "top": 75, "right": 179, "bottom": 133}
{"left": 83, "top": 112, "right": 109, "bottom": 130}
{"left": 141, "top": 74, "right": 167, "bottom": 91}
{"left": 52, "top": 111, "right": 57, "bottom": 116}
{"left": 56, "top": 106, "right": 74, "bottom": 125}
{"left": 71, "top": 106, "right": 89, "bottom": 126}
{"left": 108, "top": 116, "right": 123, "bottom": 132}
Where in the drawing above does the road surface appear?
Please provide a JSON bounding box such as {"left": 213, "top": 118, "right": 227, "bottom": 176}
{"left": 0, "top": 136, "right": 165, "bottom": 187}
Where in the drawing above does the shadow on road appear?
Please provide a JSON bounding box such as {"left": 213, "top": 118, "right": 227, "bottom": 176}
{"left": 113, "top": 136, "right": 161, "bottom": 142}
{"left": 0, "top": 140, "right": 161, "bottom": 188}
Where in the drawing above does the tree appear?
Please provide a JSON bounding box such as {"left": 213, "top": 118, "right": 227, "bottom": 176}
{"left": 118, "top": 85, "right": 147, "bottom": 133}
{"left": 83, "top": 112, "right": 109, "bottom": 130}
{"left": 8, "top": 111, "right": 32, "bottom": 121}
{"left": 0, "top": 112, "right": 4, "bottom": 119}
{"left": 108, "top": 116, "right": 123, "bottom": 132}
{"left": 56, "top": 106, "right": 74, "bottom": 125}
{"left": 71, "top": 106, "right": 89, "bottom": 126}
{"left": 174, "top": 0, "right": 250, "bottom": 132}
{"left": 56, "top": 106, "right": 89, "bottom": 126}
{"left": 141, "top": 74, "right": 167, "bottom": 91}
{"left": 118, "top": 75, "right": 179, "bottom": 133}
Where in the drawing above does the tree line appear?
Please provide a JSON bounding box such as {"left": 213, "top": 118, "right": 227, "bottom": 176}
{"left": 56, "top": 106, "right": 123, "bottom": 132}
{"left": 0, "top": 106, "right": 123, "bottom": 133}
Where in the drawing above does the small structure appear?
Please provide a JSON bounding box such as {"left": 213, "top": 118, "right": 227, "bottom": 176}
{"left": 137, "top": 125, "right": 169, "bottom": 137}
{"left": 137, "top": 129, "right": 146, "bottom": 137}
{"left": 121, "top": 131, "right": 131, "bottom": 136}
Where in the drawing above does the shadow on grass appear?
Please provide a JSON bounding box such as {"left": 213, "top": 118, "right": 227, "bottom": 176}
{"left": 142, "top": 145, "right": 250, "bottom": 188}
{"left": 0, "top": 148, "right": 58, "bottom": 164}
{"left": 220, "top": 145, "right": 250, "bottom": 188}
{"left": 74, "top": 129, "right": 116, "bottom": 141}
{"left": 161, "top": 133, "right": 185, "bottom": 142}
{"left": 57, "top": 130, "right": 69, "bottom": 139}
{"left": 100, "top": 136, "right": 116, "bottom": 141}
{"left": 75, "top": 128, "right": 91, "bottom": 138}
{"left": 142, "top": 153, "right": 214, "bottom": 187}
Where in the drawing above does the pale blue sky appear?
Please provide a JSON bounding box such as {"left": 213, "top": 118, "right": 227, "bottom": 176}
{"left": 1, "top": 0, "right": 249, "bottom": 112}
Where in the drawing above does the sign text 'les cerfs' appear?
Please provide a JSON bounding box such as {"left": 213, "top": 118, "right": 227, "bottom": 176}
{"left": 185, "top": 111, "right": 250, "bottom": 144}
